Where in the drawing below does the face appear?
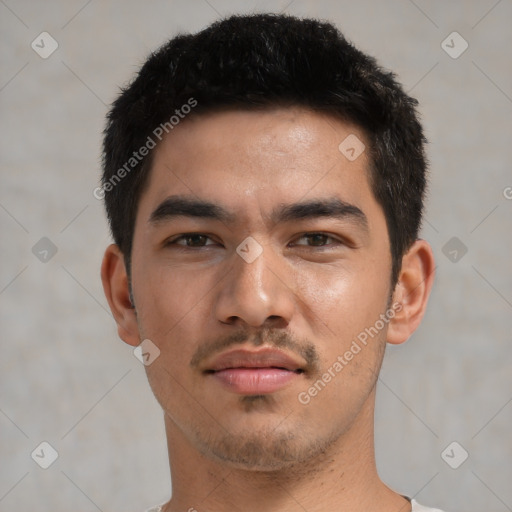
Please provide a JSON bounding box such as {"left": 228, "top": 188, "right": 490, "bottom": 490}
{"left": 128, "top": 107, "right": 395, "bottom": 470}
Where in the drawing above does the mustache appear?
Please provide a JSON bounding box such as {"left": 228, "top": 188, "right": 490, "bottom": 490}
{"left": 189, "top": 327, "right": 320, "bottom": 373}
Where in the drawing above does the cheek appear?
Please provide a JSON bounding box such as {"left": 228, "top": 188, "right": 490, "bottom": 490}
{"left": 293, "top": 260, "right": 390, "bottom": 397}
{"left": 133, "top": 259, "right": 208, "bottom": 336}
{"left": 133, "top": 261, "right": 218, "bottom": 353}
{"left": 294, "top": 260, "right": 389, "bottom": 341}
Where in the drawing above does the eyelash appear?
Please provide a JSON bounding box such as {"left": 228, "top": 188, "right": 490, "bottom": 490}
{"left": 164, "top": 232, "right": 344, "bottom": 249}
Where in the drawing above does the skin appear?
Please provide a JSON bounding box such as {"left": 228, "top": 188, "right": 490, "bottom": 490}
{"left": 102, "top": 107, "right": 435, "bottom": 512}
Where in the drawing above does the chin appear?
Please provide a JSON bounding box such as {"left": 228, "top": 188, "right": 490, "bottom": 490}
{"left": 193, "top": 424, "right": 338, "bottom": 473}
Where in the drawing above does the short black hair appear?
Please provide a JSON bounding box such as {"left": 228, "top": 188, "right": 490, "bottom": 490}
{"left": 101, "top": 13, "right": 427, "bottom": 286}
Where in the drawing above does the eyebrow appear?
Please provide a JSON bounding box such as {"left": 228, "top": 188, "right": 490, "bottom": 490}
{"left": 272, "top": 198, "right": 368, "bottom": 231}
{"left": 149, "top": 195, "right": 368, "bottom": 232}
{"left": 149, "top": 196, "right": 236, "bottom": 225}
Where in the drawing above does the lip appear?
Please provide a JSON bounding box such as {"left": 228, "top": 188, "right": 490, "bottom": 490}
{"left": 204, "top": 347, "right": 305, "bottom": 394}
{"left": 206, "top": 347, "right": 305, "bottom": 372}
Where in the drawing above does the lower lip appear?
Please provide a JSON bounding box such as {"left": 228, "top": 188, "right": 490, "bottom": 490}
{"left": 211, "top": 368, "right": 299, "bottom": 394}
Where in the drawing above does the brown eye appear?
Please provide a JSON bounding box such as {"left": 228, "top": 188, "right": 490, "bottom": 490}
{"left": 294, "top": 233, "right": 339, "bottom": 247}
{"left": 167, "top": 234, "right": 216, "bottom": 247}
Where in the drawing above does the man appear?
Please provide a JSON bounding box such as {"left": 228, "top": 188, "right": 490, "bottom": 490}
{"left": 100, "top": 13, "right": 442, "bottom": 512}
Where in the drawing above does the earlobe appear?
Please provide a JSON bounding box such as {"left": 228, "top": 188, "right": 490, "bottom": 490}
{"left": 386, "top": 239, "right": 436, "bottom": 345}
{"left": 101, "top": 244, "right": 140, "bottom": 347}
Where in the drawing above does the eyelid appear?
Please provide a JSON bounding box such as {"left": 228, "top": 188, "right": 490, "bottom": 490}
{"left": 164, "top": 233, "right": 220, "bottom": 247}
{"left": 291, "top": 232, "right": 346, "bottom": 246}
{"left": 163, "top": 231, "right": 353, "bottom": 249}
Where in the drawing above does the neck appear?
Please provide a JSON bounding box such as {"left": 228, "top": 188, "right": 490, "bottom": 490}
{"left": 162, "top": 389, "right": 410, "bottom": 512}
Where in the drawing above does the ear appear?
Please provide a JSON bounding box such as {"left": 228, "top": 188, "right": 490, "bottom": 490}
{"left": 101, "top": 244, "right": 140, "bottom": 347}
{"left": 386, "top": 239, "right": 435, "bottom": 345}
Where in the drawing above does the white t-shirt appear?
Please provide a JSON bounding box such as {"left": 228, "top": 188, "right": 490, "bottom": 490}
{"left": 409, "top": 498, "right": 446, "bottom": 511}
{"left": 144, "top": 498, "right": 446, "bottom": 511}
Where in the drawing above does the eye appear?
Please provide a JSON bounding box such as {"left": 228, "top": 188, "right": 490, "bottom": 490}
{"left": 165, "top": 233, "right": 218, "bottom": 248}
{"left": 292, "top": 233, "right": 342, "bottom": 247}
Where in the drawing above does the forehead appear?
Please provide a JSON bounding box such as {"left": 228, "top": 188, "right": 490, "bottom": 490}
{"left": 139, "top": 107, "right": 378, "bottom": 224}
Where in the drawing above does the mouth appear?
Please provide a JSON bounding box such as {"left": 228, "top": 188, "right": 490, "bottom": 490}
{"left": 204, "top": 348, "right": 306, "bottom": 394}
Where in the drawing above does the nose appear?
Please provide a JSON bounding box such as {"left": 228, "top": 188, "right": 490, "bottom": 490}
{"left": 214, "top": 241, "right": 296, "bottom": 328}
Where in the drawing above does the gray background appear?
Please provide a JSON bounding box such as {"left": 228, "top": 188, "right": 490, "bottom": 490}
{"left": 1, "top": 0, "right": 511, "bottom": 511}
